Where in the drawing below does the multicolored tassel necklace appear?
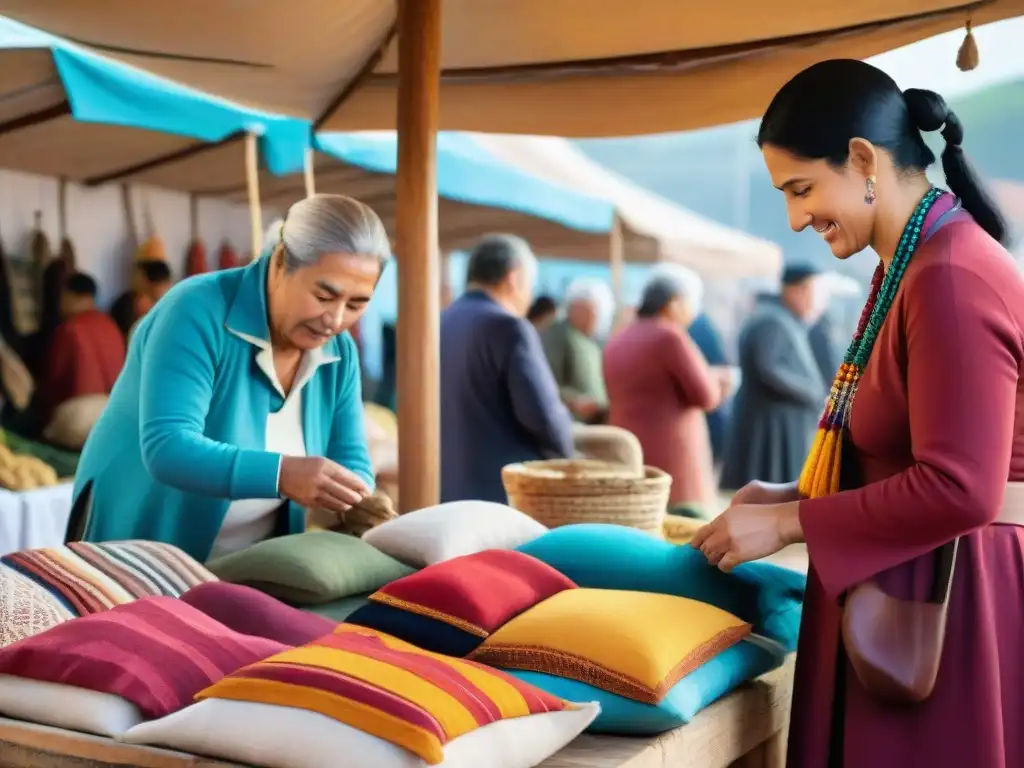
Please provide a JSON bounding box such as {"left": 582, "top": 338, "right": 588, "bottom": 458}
{"left": 798, "top": 186, "right": 944, "bottom": 499}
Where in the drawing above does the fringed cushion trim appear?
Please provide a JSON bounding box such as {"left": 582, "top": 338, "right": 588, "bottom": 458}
{"left": 469, "top": 623, "right": 751, "bottom": 704}
{"left": 368, "top": 592, "right": 489, "bottom": 638}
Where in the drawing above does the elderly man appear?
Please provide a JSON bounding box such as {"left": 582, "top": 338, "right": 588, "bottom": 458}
{"left": 720, "top": 264, "right": 827, "bottom": 490}
{"left": 440, "top": 235, "right": 573, "bottom": 503}
{"left": 541, "top": 277, "right": 613, "bottom": 423}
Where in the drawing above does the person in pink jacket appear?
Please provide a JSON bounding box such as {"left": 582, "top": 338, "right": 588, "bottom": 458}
{"left": 603, "top": 266, "right": 732, "bottom": 512}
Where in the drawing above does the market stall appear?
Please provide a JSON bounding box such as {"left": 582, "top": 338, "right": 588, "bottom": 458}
{"left": 0, "top": 0, "right": 1005, "bottom": 514}
{"left": 0, "top": 3, "right": 1008, "bottom": 767}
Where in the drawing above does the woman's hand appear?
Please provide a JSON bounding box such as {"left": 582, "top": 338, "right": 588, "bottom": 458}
{"left": 690, "top": 501, "right": 803, "bottom": 572}
{"left": 279, "top": 456, "right": 372, "bottom": 515}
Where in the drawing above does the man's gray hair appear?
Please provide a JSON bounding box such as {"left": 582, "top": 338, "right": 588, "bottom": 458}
{"left": 565, "top": 277, "right": 614, "bottom": 333}
{"left": 279, "top": 194, "right": 392, "bottom": 271}
{"left": 637, "top": 263, "right": 704, "bottom": 318}
{"left": 465, "top": 233, "right": 537, "bottom": 287}
{"left": 565, "top": 277, "right": 613, "bottom": 308}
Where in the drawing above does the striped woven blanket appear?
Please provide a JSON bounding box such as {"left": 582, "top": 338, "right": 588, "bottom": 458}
{"left": 1, "top": 541, "right": 217, "bottom": 616}
{"left": 197, "top": 624, "right": 573, "bottom": 764}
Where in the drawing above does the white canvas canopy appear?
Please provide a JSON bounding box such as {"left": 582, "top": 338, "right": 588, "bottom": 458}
{"left": 473, "top": 133, "right": 781, "bottom": 279}
{"left": 0, "top": 1, "right": 1018, "bottom": 137}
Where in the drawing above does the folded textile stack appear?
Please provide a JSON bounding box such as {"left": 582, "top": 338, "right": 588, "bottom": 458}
{"left": 0, "top": 597, "right": 597, "bottom": 767}
{"left": 0, "top": 501, "right": 806, "bottom": 766}
{"left": 0, "top": 540, "right": 217, "bottom": 647}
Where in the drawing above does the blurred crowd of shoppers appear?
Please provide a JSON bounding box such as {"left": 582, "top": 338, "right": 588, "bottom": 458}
{"left": 422, "top": 232, "right": 835, "bottom": 514}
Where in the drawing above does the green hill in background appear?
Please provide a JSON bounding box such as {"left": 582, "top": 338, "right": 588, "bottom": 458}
{"left": 576, "top": 79, "right": 1024, "bottom": 279}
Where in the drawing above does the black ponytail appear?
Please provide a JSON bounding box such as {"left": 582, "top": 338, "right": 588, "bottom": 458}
{"left": 902, "top": 88, "right": 1008, "bottom": 245}
{"left": 759, "top": 59, "right": 1009, "bottom": 246}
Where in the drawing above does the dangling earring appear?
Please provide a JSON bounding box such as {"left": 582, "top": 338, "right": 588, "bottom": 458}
{"left": 864, "top": 176, "right": 877, "bottom": 205}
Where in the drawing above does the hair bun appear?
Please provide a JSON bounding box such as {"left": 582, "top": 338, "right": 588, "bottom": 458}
{"left": 940, "top": 110, "right": 964, "bottom": 148}
{"left": 903, "top": 88, "right": 962, "bottom": 147}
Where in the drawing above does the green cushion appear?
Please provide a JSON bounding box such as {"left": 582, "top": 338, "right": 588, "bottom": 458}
{"left": 303, "top": 593, "right": 372, "bottom": 622}
{"left": 206, "top": 531, "right": 413, "bottom": 605}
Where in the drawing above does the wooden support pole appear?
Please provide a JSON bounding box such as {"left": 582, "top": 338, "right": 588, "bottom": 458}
{"left": 244, "top": 132, "right": 264, "bottom": 259}
{"left": 395, "top": 0, "right": 442, "bottom": 513}
{"left": 303, "top": 148, "right": 317, "bottom": 198}
{"left": 609, "top": 213, "right": 626, "bottom": 331}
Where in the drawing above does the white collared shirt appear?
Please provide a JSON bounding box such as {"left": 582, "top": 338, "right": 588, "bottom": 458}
{"left": 209, "top": 339, "right": 329, "bottom": 559}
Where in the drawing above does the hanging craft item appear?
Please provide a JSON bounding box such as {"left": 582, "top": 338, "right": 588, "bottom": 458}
{"left": 184, "top": 194, "right": 209, "bottom": 276}
{"left": 135, "top": 191, "right": 168, "bottom": 264}
{"left": 956, "top": 21, "right": 979, "bottom": 72}
{"left": 56, "top": 178, "right": 76, "bottom": 271}
{"left": 0, "top": 226, "right": 21, "bottom": 353}
{"left": 5, "top": 211, "right": 50, "bottom": 337}
{"left": 218, "top": 240, "right": 240, "bottom": 270}
{"left": 0, "top": 333, "right": 33, "bottom": 413}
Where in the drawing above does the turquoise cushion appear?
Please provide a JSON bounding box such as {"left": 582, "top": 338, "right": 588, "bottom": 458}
{"left": 516, "top": 523, "right": 805, "bottom": 650}
{"left": 507, "top": 640, "right": 782, "bottom": 734}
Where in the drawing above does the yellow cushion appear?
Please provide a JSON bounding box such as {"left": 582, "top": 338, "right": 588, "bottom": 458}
{"left": 469, "top": 588, "right": 750, "bottom": 704}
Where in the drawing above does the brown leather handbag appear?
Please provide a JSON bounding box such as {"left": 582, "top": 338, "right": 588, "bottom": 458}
{"left": 841, "top": 537, "right": 958, "bottom": 704}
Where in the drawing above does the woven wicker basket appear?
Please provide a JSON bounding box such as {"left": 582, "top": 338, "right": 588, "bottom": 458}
{"left": 502, "top": 459, "right": 670, "bottom": 533}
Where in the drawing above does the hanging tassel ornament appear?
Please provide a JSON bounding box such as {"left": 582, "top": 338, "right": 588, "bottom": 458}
{"left": 956, "top": 21, "right": 979, "bottom": 72}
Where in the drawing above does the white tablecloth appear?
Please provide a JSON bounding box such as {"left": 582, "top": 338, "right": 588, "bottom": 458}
{"left": 0, "top": 483, "right": 74, "bottom": 556}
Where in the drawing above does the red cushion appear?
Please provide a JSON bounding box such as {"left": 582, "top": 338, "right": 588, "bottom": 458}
{"left": 0, "top": 596, "right": 286, "bottom": 718}
{"left": 180, "top": 582, "right": 337, "bottom": 645}
{"left": 369, "top": 549, "right": 576, "bottom": 636}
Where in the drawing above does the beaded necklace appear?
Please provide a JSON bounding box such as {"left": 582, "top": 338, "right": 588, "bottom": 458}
{"left": 798, "top": 186, "right": 944, "bottom": 499}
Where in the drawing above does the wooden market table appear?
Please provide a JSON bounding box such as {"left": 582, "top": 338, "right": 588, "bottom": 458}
{"left": 0, "top": 657, "right": 793, "bottom": 768}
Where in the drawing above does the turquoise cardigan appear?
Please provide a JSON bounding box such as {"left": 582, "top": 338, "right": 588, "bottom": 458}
{"left": 74, "top": 257, "right": 374, "bottom": 562}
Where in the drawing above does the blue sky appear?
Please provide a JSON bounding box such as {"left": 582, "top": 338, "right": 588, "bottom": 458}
{"left": 870, "top": 18, "right": 1024, "bottom": 96}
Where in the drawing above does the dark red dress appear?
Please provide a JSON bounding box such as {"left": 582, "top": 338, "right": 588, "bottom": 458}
{"left": 789, "top": 196, "right": 1024, "bottom": 767}
{"left": 603, "top": 318, "right": 720, "bottom": 507}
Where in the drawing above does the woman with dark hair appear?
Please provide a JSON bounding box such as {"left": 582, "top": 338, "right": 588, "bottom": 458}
{"left": 691, "top": 59, "right": 1023, "bottom": 767}
{"left": 526, "top": 294, "right": 558, "bottom": 331}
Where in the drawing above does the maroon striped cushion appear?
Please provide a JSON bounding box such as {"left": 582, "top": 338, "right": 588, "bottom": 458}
{"left": 180, "top": 582, "right": 337, "bottom": 645}
{"left": 0, "top": 596, "right": 286, "bottom": 718}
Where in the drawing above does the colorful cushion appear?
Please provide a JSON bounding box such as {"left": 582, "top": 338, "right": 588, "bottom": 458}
{"left": 1, "top": 540, "right": 217, "bottom": 616}
{"left": 517, "top": 523, "right": 805, "bottom": 650}
{"left": 0, "top": 563, "right": 73, "bottom": 647}
{"left": 508, "top": 640, "right": 782, "bottom": 734}
{"left": 123, "top": 624, "right": 599, "bottom": 768}
{"left": 469, "top": 588, "right": 750, "bottom": 705}
{"left": 347, "top": 550, "right": 576, "bottom": 656}
{"left": 180, "top": 582, "right": 337, "bottom": 645}
{"left": 0, "top": 596, "right": 285, "bottom": 730}
{"left": 206, "top": 530, "right": 413, "bottom": 605}
{"left": 363, "top": 501, "right": 547, "bottom": 568}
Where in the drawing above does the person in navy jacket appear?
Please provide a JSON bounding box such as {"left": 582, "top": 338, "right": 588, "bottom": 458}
{"left": 441, "top": 235, "right": 573, "bottom": 503}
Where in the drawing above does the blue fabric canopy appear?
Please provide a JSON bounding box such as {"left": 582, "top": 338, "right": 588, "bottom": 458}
{"left": 0, "top": 15, "right": 309, "bottom": 175}
{"left": 314, "top": 132, "right": 616, "bottom": 235}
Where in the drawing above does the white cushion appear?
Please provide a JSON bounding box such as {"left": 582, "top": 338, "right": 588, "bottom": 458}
{"left": 362, "top": 501, "right": 547, "bottom": 567}
{"left": 0, "top": 675, "right": 142, "bottom": 737}
{"left": 122, "top": 697, "right": 598, "bottom": 768}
